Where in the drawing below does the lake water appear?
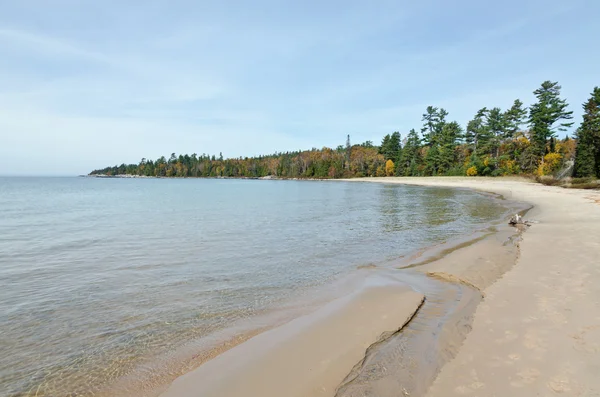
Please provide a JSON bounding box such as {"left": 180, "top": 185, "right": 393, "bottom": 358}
{"left": 0, "top": 177, "right": 510, "bottom": 397}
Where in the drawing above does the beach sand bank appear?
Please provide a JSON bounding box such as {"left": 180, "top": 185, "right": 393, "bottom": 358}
{"left": 356, "top": 177, "right": 600, "bottom": 396}
{"left": 159, "top": 177, "right": 600, "bottom": 397}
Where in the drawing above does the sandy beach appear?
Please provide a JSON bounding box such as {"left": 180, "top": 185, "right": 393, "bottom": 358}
{"left": 358, "top": 177, "right": 600, "bottom": 396}
{"left": 159, "top": 177, "right": 600, "bottom": 397}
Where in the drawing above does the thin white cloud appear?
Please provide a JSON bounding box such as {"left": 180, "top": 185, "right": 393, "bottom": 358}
{"left": 0, "top": 27, "right": 116, "bottom": 65}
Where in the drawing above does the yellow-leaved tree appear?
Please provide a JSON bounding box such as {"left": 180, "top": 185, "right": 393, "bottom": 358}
{"left": 385, "top": 159, "right": 395, "bottom": 176}
{"left": 537, "top": 152, "right": 563, "bottom": 176}
{"left": 466, "top": 166, "right": 478, "bottom": 176}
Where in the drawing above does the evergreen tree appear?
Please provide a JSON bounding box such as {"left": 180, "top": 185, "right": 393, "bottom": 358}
{"left": 574, "top": 128, "right": 595, "bottom": 177}
{"left": 528, "top": 81, "right": 574, "bottom": 159}
{"left": 380, "top": 134, "right": 390, "bottom": 156}
{"left": 485, "top": 107, "right": 506, "bottom": 158}
{"left": 438, "top": 121, "right": 463, "bottom": 173}
{"left": 421, "top": 106, "right": 449, "bottom": 175}
{"left": 503, "top": 100, "right": 528, "bottom": 161}
{"left": 390, "top": 131, "right": 402, "bottom": 161}
{"left": 345, "top": 134, "right": 352, "bottom": 170}
{"left": 397, "top": 129, "right": 421, "bottom": 176}
{"left": 421, "top": 106, "right": 448, "bottom": 146}
{"left": 380, "top": 132, "right": 402, "bottom": 161}
{"left": 574, "top": 87, "right": 600, "bottom": 178}
{"left": 465, "top": 108, "right": 488, "bottom": 155}
{"left": 424, "top": 145, "right": 440, "bottom": 175}
{"left": 504, "top": 99, "right": 527, "bottom": 139}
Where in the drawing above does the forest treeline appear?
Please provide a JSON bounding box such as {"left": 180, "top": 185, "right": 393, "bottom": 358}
{"left": 90, "top": 81, "right": 600, "bottom": 179}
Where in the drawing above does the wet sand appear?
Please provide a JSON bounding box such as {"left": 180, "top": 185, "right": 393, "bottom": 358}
{"left": 335, "top": 223, "right": 522, "bottom": 397}
{"left": 159, "top": 273, "right": 424, "bottom": 397}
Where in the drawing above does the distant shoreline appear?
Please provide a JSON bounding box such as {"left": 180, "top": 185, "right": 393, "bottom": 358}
{"left": 83, "top": 174, "right": 288, "bottom": 180}
{"left": 83, "top": 173, "right": 600, "bottom": 190}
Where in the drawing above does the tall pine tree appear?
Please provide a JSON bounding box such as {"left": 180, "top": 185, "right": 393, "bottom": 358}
{"left": 398, "top": 129, "right": 421, "bottom": 176}
{"left": 465, "top": 108, "right": 488, "bottom": 155}
{"left": 504, "top": 99, "right": 527, "bottom": 139}
{"left": 345, "top": 134, "right": 352, "bottom": 170}
{"left": 484, "top": 107, "right": 506, "bottom": 158}
{"left": 528, "top": 81, "right": 574, "bottom": 159}
{"left": 380, "top": 132, "right": 402, "bottom": 161}
{"left": 421, "top": 106, "right": 448, "bottom": 146}
{"left": 438, "top": 121, "right": 463, "bottom": 173}
{"left": 574, "top": 87, "right": 600, "bottom": 178}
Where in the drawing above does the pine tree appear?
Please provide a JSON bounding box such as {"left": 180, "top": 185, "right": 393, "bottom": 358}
{"left": 484, "top": 107, "right": 506, "bottom": 158}
{"left": 528, "top": 81, "right": 574, "bottom": 159}
{"left": 438, "top": 121, "right": 463, "bottom": 173}
{"left": 345, "top": 134, "right": 352, "bottom": 170}
{"left": 421, "top": 107, "right": 449, "bottom": 175}
{"left": 421, "top": 106, "right": 448, "bottom": 146}
{"left": 425, "top": 145, "right": 440, "bottom": 175}
{"left": 380, "top": 132, "right": 402, "bottom": 161}
{"left": 380, "top": 134, "right": 390, "bottom": 157}
{"left": 398, "top": 129, "right": 421, "bottom": 176}
{"left": 503, "top": 100, "right": 527, "bottom": 161}
{"left": 504, "top": 99, "right": 527, "bottom": 139}
{"left": 574, "top": 87, "right": 600, "bottom": 178}
{"left": 465, "top": 108, "right": 487, "bottom": 155}
{"left": 574, "top": 127, "right": 595, "bottom": 177}
{"left": 390, "top": 131, "right": 401, "bottom": 161}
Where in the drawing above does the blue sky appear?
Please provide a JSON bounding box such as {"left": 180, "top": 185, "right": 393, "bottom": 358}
{"left": 0, "top": 0, "right": 598, "bottom": 175}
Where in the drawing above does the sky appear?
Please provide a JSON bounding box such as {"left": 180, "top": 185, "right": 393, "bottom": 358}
{"left": 0, "top": 0, "right": 599, "bottom": 175}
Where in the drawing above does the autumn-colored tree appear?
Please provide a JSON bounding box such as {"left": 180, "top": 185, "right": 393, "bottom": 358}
{"left": 385, "top": 160, "right": 395, "bottom": 176}
{"left": 537, "top": 152, "right": 563, "bottom": 176}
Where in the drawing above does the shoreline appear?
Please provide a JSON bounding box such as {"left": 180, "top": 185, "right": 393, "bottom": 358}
{"left": 155, "top": 178, "right": 548, "bottom": 397}
{"left": 334, "top": 197, "right": 527, "bottom": 396}
{"left": 103, "top": 177, "right": 600, "bottom": 397}
{"left": 94, "top": 179, "right": 520, "bottom": 397}
{"left": 350, "top": 177, "right": 600, "bottom": 396}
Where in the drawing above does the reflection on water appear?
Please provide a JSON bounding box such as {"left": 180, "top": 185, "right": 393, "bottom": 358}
{"left": 421, "top": 187, "right": 458, "bottom": 226}
{"left": 379, "top": 185, "right": 403, "bottom": 233}
{"left": 0, "top": 178, "right": 510, "bottom": 397}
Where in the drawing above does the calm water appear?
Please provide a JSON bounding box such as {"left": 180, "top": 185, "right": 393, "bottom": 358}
{"left": 0, "top": 178, "right": 509, "bottom": 397}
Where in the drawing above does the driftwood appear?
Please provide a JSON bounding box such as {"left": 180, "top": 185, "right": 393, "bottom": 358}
{"left": 508, "top": 214, "right": 533, "bottom": 227}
